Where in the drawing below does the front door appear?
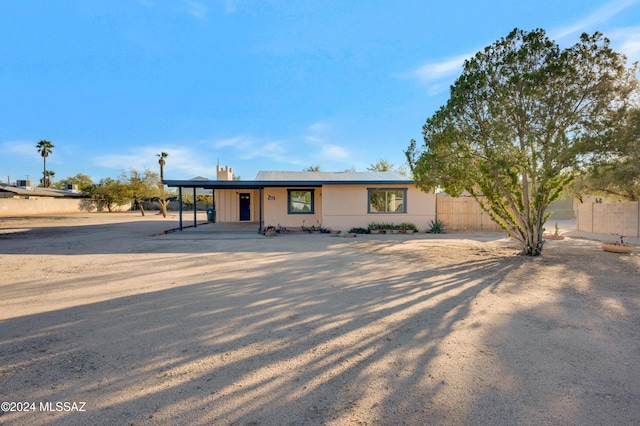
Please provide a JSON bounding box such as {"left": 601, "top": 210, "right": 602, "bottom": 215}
{"left": 239, "top": 193, "right": 251, "bottom": 221}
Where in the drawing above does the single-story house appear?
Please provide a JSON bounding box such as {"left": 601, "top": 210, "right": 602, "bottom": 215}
{"left": 163, "top": 166, "right": 436, "bottom": 232}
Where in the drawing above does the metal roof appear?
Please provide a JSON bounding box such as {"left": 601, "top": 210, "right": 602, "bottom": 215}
{"left": 255, "top": 170, "right": 408, "bottom": 181}
{"left": 0, "top": 184, "right": 85, "bottom": 197}
{"left": 164, "top": 171, "right": 413, "bottom": 189}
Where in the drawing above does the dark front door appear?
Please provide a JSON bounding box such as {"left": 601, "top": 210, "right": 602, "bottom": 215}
{"left": 239, "top": 193, "right": 251, "bottom": 221}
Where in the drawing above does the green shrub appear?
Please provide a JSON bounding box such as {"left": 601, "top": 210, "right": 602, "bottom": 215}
{"left": 349, "top": 227, "right": 369, "bottom": 234}
{"left": 427, "top": 219, "right": 446, "bottom": 233}
{"left": 368, "top": 222, "right": 383, "bottom": 231}
{"left": 399, "top": 222, "right": 418, "bottom": 231}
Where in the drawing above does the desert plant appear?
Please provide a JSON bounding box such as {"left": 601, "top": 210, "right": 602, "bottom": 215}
{"left": 427, "top": 219, "right": 445, "bottom": 233}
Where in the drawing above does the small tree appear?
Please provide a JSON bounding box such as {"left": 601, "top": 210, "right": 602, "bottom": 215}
{"left": 42, "top": 170, "right": 55, "bottom": 188}
{"left": 55, "top": 173, "right": 94, "bottom": 192}
{"left": 367, "top": 159, "right": 407, "bottom": 175}
{"left": 406, "top": 28, "right": 637, "bottom": 256}
{"left": 90, "top": 177, "right": 128, "bottom": 212}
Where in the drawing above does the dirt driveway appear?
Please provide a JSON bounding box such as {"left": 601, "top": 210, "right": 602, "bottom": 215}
{"left": 1, "top": 213, "right": 639, "bottom": 425}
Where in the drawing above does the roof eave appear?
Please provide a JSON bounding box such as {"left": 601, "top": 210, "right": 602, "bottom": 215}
{"left": 163, "top": 179, "right": 415, "bottom": 189}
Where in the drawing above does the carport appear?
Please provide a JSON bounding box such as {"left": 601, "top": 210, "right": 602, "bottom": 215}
{"left": 162, "top": 179, "right": 267, "bottom": 233}
{"left": 163, "top": 178, "right": 324, "bottom": 233}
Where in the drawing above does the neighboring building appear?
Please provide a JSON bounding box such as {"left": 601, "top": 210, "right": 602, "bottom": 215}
{"left": 0, "top": 181, "right": 87, "bottom": 216}
{"left": 0, "top": 182, "right": 84, "bottom": 199}
{"left": 164, "top": 166, "right": 436, "bottom": 232}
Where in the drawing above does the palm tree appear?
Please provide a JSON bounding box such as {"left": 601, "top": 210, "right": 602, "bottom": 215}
{"left": 156, "top": 151, "right": 168, "bottom": 181}
{"left": 43, "top": 170, "right": 55, "bottom": 188}
{"left": 36, "top": 140, "right": 54, "bottom": 187}
{"left": 156, "top": 152, "right": 169, "bottom": 217}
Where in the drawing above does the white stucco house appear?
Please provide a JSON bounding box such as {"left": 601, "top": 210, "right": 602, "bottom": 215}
{"left": 164, "top": 166, "right": 436, "bottom": 232}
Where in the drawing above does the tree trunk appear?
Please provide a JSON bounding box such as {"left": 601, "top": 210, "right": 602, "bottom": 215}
{"left": 135, "top": 198, "right": 145, "bottom": 216}
{"left": 158, "top": 199, "right": 170, "bottom": 218}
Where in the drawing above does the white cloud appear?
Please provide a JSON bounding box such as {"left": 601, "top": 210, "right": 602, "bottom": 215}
{"left": 307, "top": 121, "right": 330, "bottom": 133}
{"left": 408, "top": 52, "right": 472, "bottom": 95}
{"left": 409, "top": 0, "right": 640, "bottom": 95}
{"left": 183, "top": 0, "right": 207, "bottom": 19}
{"left": 93, "top": 145, "right": 214, "bottom": 179}
{"left": 412, "top": 53, "right": 470, "bottom": 84}
{"left": 304, "top": 122, "right": 330, "bottom": 143}
{"left": 550, "top": 0, "right": 639, "bottom": 41}
{"left": 320, "top": 144, "right": 349, "bottom": 160}
{"left": 607, "top": 26, "right": 640, "bottom": 64}
{"left": 213, "top": 135, "right": 299, "bottom": 165}
{"left": 223, "top": 0, "right": 240, "bottom": 14}
{"left": 301, "top": 121, "right": 351, "bottom": 162}
{"left": 210, "top": 125, "right": 352, "bottom": 171}
{"left": 214, "top": 136, "right": 251, "bottom": 149}
{"left": 1, "top": 140, "right": 39, "bottom": 158}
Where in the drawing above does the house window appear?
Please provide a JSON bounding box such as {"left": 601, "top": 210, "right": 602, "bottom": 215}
{"left": 288, "top": 189, "right": 314, "bottom": 214}
{"left": 368, "top": 188, "right": 406, "bottom": 213}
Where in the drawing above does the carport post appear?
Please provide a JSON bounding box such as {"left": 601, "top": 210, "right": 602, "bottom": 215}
{"left": 193, "top": 187, "right": 197, "bottom": 228}
{"left": 259, "top": 187, "right": 263, "bottom": 233}
{"left": 178, "top": 187, "right": 183, "bottom": 231}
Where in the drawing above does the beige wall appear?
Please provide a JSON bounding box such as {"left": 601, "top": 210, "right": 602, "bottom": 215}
{"left": 321, "top": 184, "right": 436, "bottom": 232}
{"left": 214, "top": 184, "right": 436, "bottom": 231}
{"left": 547, "top": 192, "right": 577, "bottom": 220}
{"left": 262, "top": 187, "right": 323, "bottom": 228}
{"left": 577, "top": 202, "right": 640, "bottom": 237}
{"left": 214, "top": 189, "right": 260, "bottom": 222}
{"left": 0, "top": 198, "right": 130, "bottom": 216}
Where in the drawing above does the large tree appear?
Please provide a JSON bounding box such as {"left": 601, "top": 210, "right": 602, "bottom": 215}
{"left": 36, "top": 140, "right": 54, "bottom": 187}
{"left": 406, "top": 28, "right": 637, "bottom": 256}
{"left": 571, "top": 107, "right": 640, "bottom": 201}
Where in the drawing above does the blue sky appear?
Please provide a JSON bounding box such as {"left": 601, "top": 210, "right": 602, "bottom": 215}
{"left": 1, "top": 0, "right": 639, "bottom": 183}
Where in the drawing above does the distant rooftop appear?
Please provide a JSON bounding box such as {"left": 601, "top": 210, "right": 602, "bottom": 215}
{"left": 255, "top": 170, "right": 409, "bottom": 181}
{"left": 0, "top": 183, "right": 85, "bottom": 197}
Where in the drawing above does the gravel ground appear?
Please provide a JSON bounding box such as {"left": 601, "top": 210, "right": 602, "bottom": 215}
{"left": 0, "top": 213, "right": 639, "bottom": 425}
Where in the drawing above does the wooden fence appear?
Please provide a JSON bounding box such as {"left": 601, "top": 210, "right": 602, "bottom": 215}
{"left": 436, "top": 196, "right": 502, "bottom": 231}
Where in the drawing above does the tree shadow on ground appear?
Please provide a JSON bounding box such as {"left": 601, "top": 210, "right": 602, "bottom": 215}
{"left": 1, "top": 238, "right": 523, "bottom": 425}
{"left": 459, "top": 246, "right": 640, "bottom": 425}
{"left": 0, "top": 214, "right": 508, "bottom": 255}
